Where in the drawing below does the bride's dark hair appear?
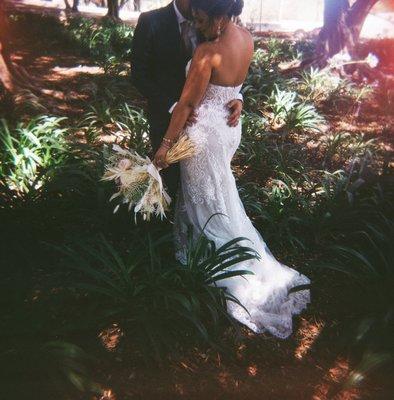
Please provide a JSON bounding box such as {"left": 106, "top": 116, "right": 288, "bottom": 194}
{"left": 190, "top": 0, "right": 244, "bottom": 18}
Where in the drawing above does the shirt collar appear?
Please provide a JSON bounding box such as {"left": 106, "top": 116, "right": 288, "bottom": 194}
{"left": 173, "top": 0, "right": 188, "bottom": 25}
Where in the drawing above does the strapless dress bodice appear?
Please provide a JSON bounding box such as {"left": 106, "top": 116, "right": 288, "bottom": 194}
{"left": 185, "top": 59, "right": 242, "bottom": 108}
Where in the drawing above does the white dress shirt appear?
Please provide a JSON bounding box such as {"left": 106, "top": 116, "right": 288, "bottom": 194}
{"left": 173, "top": 0, "right": 187, "bottom": 28}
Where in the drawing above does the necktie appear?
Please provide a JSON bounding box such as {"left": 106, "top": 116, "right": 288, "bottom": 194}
{"left": 180, "top": 20, "right": 194, "bottom": 59}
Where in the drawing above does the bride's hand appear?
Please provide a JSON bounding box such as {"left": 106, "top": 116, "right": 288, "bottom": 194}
{"left": 153, "top": 145, "right": 169, "bottom": 170}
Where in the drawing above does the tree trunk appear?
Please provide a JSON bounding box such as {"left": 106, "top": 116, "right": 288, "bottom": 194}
{"left": 119, "top": 0, "right": 128, "bottom": 9}
{"left": 72, "top": 0, "right": 80, "bottom": 12}
{"left": 65, "top": 0, "right": 80, "bottom": 11}
{"left": 134, "top": 0, "right": 141, "bottom": 12}
{"left": 107, "top": 0, "right": 120, "bottom": 19}
{"left": 316, "top": 0, "right": 380, "bottom": 62}
{"left": 346, "top": 0, "right": 380, "bottom": 41}
{"left": 0, "top": 3, "right": 17, "bottom": 96}
{"left": 0, "top": 3, "right": 44, "bottom": 112}
{"left": 316, "top": 0, "right": 351, "bottom": 59}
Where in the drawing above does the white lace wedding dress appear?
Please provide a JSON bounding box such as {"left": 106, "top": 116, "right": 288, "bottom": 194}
{"left": 173, "top": 61, "right": 310, "bottom": 339}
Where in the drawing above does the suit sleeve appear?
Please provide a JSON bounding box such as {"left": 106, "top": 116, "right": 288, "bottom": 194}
{"left": 131, "top": 13, "right": 172, "bottom": 111}
{"left": 130, "top": 13, "right": 157, "bottom": 100}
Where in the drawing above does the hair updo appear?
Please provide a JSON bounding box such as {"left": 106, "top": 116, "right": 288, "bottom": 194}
{"left": 190, "top": 0, "right": 244, "bottom": 18}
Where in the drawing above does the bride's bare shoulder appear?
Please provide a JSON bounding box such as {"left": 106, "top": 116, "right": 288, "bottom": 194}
{"left": 193, "top": 41, "right": 221, "bottom": 65}
{"left": 195, "top": 41, "right": 218, "bottom": 55}
{"left": 236, "top": 24, "right": 253, "bottom": 44}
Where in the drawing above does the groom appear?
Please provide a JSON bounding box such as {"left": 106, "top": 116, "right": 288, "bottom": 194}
{"left": 131, "top": 0, "right": 243, "bottom": 198}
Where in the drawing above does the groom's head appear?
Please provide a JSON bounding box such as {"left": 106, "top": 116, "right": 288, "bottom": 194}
{"left": 175, "top": 0, "right": 193, "bottom": 20}
{"left": 189, "top": 0, "right": 244, "bottom": 40}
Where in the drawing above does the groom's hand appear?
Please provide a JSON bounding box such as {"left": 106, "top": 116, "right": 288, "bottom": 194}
{"left": 227, "top": 99, "right": 243, "bottom": 127}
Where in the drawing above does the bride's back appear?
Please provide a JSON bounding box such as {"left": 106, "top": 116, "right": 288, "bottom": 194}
{"left": 208, "top": 23, "right": 254, "bottom": 87}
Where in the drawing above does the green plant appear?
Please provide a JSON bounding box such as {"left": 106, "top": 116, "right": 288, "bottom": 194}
{"left": 265, "top": 85, "right": 324, "bottom": 132}
{"left": 243, "top": 48, "right": 284, "bottom": 111}
{"left": 65, "top": 16, "right": 134, "bottom": 74}
{"left": 0, "top": 281, "right": 100, "bottom": 399}
{"left": 79, "top": 95, "right": 150, "bottom": 152}
{"left": 326, "top": 79, "right": 373, "bottom": 116}
{"left": 286, "top": 102, "right": 325, "bottom": 133}
{"left": 313, "top": 177, "right": 394, "bottom": 387}
{"left": 263, "top": 38, "right": 300, "bottom": 64}
{"left": 266, "top": 85, "right": 298, "bottom": 125}
{"left": 57, "top": 224, "right": 258, "bottom": 361}
{"left": 321, "top": 132, "right": 378, "bottom": 169}
{"left": 114, "top": 103, "right": 150, "bottom": 153}
{"left": 0, "top": 116, "right": 68, "bottom": 197}
{"left": 298, "top": 67, "right": 341, "bottom": 103}
{"left": 293, "top": 39, "right": 316, "bottom": 59}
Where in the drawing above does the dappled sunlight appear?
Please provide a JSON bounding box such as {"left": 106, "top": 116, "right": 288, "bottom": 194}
{"left": 52, "top": 65, "right": 105, "bottom": 77}
{"left": 294, "top": 317, "right": 325, "bottom": 360}
{"left": 216, "top": 370, "right": 237, "bottom": 389}
{"left": 99, "top": 324, "right": 123, "bottom": 352}
{"left": 312, "top": 358, "right": 361, "bottom": 400}
{"left": 174, "top": 382, "right": 186, "bottom": 396}
{"left": 177, "top": 360, "right": 198, "bottom": 373}
{"left": 34, "top": 55, "right": 57, "bottom": 66}
{"left": 98, "top": 389, "right": 116, "bottom": 400}
{"left": 247, "top": 363, "right": 258, "bottom": 376}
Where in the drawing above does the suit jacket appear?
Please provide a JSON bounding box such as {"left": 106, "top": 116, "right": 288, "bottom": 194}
{"left": 130, "top": 1, "right": 189, "bottom": 148}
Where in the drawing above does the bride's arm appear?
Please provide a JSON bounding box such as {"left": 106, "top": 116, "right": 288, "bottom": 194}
{"left": 166, "top": 45, "right": 213, "bottom": 142}
{"left": 153, "top": 45, "right": 214, "bottom": 168}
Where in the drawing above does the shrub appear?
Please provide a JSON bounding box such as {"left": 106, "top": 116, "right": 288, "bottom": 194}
{"left": 0, "top": 116, "right": 68, "bottom": 198}
{"left": 65, "top": 16, "right": 134, "bottom": 74}
{"left": 57, "top": 227, "right": 259, "bottom": 361}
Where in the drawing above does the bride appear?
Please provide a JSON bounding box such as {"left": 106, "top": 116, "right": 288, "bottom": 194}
{"left": 153, "top": 0, "right": 310, "bottom": 339}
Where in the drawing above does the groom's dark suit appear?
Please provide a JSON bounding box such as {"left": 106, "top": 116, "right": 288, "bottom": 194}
{"left": 131, "top": 1, "right": 192, "bottom": 198}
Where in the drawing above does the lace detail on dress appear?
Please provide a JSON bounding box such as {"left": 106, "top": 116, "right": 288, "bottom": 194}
{"left": 173, "top": 59, "right": 310, "bottom": 339}
{"left": 180, "top": 79, "right": 241, "bottom": 211}
{"left": 173, "top": 188, "right": 189, "bottom": 265}
{"left": 226, "top": 272, "right": 310, "bottom": 339}
{"left": 182, "top": 127, "right": 229, "bottom": 211}
{"left": 201, "top": 83, "right": 243, "bottom": 108}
